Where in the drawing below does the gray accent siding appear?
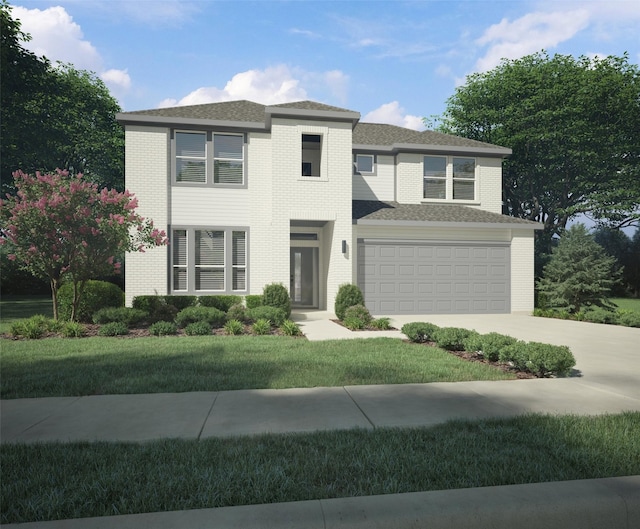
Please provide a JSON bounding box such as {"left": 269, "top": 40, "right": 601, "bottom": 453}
{"left": 357, "top": 239, "right": 510, "bottom": 315}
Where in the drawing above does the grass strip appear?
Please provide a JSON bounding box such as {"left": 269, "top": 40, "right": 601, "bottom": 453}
{"left": 0, "top": 336, "right": 514, "bottom": 399}
{"left": 2, "top": 412, "right": 639, "bottom": 524}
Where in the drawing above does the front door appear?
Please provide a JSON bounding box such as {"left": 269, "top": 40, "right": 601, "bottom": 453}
{"left": 290, "top": 247, "right": 318, "bottom": 307}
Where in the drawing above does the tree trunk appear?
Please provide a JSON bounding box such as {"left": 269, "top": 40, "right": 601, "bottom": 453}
{"left": 50, "top": 278, "right": 59, "bottom": 320}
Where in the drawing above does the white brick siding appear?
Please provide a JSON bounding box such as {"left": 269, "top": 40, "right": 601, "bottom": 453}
{"left": 353, "top": 154, "right": 396, "bottom": 201}
{"left": 510, "top": 230, "right": 535, "bottom": 312}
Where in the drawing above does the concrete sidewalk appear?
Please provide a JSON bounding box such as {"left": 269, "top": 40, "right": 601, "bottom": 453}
{"left": 2, "top": 313, "right": 640, "bottom": 528}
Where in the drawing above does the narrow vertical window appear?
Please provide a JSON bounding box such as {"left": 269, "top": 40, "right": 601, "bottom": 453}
{"left": 453, "top": 157, "right": 475, "bottom": 200}
{"left": 195, "top": 230, "right": 225, "bottom": 291}
{"left": 175, "top": 132, "right": 206, "bottom": 183}
{"left": 423, "top": 156, "right": 446, "bottom": 199}
{"left": 301, "top": 134, "right": 321, "bottom": 177}
{"left": 172, "top": 230, "right": 187, "bottom": 291}
{"left": 214, "top": 134, "right": 244, "bottom": 184}
{"left": 232, "top": 231, "right": 246, "bottom": 291}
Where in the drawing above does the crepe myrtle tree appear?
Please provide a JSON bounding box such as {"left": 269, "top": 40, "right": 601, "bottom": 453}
{"left": 1, "top": 169, "right": 168, "bottom": 320}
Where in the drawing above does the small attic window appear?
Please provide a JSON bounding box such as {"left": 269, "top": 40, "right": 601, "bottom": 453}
{"left": 301, "top": 134, "right": 322, "bottom": 177}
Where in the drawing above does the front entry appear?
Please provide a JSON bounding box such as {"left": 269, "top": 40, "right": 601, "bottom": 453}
{"left": 290, "top": 247, "right": 319, "bottom": 308}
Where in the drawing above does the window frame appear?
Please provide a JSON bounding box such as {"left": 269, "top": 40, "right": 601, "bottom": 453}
{"left": 172, "top": 130, "right": 247, "bottom": 188}
{"left": 170, "top": 226, "right": 249, "bottom": 294}
{"left": 422, "top": 155, "right": 477, "bottom": 202}
{"left": 174, "top": 131, "right": 207, "bottom": 184}
{"left": 354, "top": 154, "right": 376, "bottom": 175}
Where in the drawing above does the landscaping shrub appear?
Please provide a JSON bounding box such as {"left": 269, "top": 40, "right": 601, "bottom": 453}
{"left": 184, "top": 321, "right": 212, "bottom": 336}
{"left": 175, "top": 306, "right": 226, "bottom": 328}
{"left": 61, "top": 322, "right": 86, "bottom": 338}
{"left": 92, "top": 307, "right": 148, "bottom": 326}
{"left": 132, "top": 295, "right": 164, "bottom": 314}
{"left": 401, "top": 322, "right": 439, "bottom": 343}
{"left": 617, "top": 309, "right": 640, "bottom": 328}
{"left": 251, "top": 318, "right": 271, "bottom": 335}
{"left": 280, "top": 320, "right": 302, "bottom": 336}
{"left": 227, "top": 303, "right": 248, "bottom": 322}
{"left": 10, "top": 315, "right": 61, "bottom": 339}
{"left": 99, "top": 322, "right": 129, "bottom": 336}
{"left": 163, "top": 296, "right": 197, "bottom": 311}
{"left": 476, "top": 332, "right": 518, "bottom": 362}
{"left": 580, "top": 306, "right": 618, "bottom": 324}
{"left": 149, "top": 321, "right": 177, "bottom": 336}
{"left": 343, "top": 304, "right": 372, "bottom": 325}
{"left": 58, "top": 280, "right": 124, "bottom": 322}
{"left": 223, "top": 319, "right": 244, "bottom": 335}
{"left": 148, "top": 304, "right": 179, "bottom": 325}
{"left": 334, "top": 283, "right": 364, "bottom": 320}
{"left": 198, "top": 295, "right": 242, "bottom": 312}
{"left": 343, "top": 316, "right": 365, "bottom": 330}
{"left": 370, "top": 317, "right": 392, "bottom": 330}
{"left": 523, "top": 342, "right": 576, "bottom": 377}
{"left": 499, "top": 341, "right": 528, "bottom": 369}
{"left": 433, "top": 327, "right": 476, "bottom": 351}
{"left": 246, "top": 306, "right": 286, "bottom": 326}
{"left": 245, "top": 295, "right": 263, "bottom": 309}
{"left": 262, "top": 283, "right": 291, "bottom": 318}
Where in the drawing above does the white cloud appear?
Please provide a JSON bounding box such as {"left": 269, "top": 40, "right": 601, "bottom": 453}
{"left": 13, "top": 6, "right": 102, "bottom": 71}
{"left": 159, "top": 65, "right": 350, "bottom": 108}
{"left": 475, "top": 10, "right": 590, "bottom": 72}
{"left": 362, "top": 101, "right": 424, "bottom": 131}
{"left": 12, "top": 6, "right": 131, "bottom": 99}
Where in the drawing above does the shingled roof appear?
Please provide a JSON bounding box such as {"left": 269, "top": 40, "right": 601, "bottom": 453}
{"left": 353, "top": 200, "right": 541, "bottom": 228}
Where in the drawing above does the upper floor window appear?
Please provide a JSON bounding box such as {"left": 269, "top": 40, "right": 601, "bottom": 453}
{"left": 354, "top": 154, "right": 375, "bottom": 174}
{"left": 174, "top": 131, "right": 245, "bottom": 186}
{"left": 423, "top": 156, "right": 476, "bottom": 201}
{"left": 301, "top": 134, "right": 322, "bottom": 177}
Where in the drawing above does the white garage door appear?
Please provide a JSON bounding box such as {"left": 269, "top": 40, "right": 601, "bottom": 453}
{"left": 357, "top": 239, "right": 510, "bottom": 315}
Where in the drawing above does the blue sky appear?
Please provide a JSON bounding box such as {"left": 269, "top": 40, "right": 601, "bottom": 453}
{"left": 10, "top": 0, "right": 640, "bottom": 130}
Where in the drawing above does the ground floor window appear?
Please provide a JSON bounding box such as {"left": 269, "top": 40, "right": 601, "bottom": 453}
{"left": 171, "top": 227, "right": 247, "bottom": 293}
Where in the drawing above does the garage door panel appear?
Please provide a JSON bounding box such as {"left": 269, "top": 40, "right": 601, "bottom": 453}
{"left": 358, "top": 240, "right": 510, "bottom": 315}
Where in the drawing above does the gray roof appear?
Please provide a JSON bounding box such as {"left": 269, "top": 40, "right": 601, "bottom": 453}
{"left": 117, "top": 99, "right": 509, "bottom": 154}
{"left": 353, "top": 200, "right": 541, "bottom": 228}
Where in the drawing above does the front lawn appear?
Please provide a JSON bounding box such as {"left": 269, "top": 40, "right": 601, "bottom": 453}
{"left": 0, "top": 336, "right": 515, "bottom": 399}
{"left": 2, "top": 412, "right": 639, "bottom": 524}
{"left": 612, "top": 297, "right": 640, "bottom": 313}
{"left": 0, "top": 296, "right": 52, "bottom": 334}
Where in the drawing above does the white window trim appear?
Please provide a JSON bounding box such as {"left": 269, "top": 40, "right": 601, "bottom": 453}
{"left": 298, "top": 127, "right": 329, "bottom": 182}
{"left": 422, "top": 155, "right": 479, "bottom": 204}
{"left": 174, "top": 131, "right": 207, "bottom": 185}
{"left": 172, "top": 131, "right": 247, "bottom": 188}
{"left": 170, "top": 226, "right": 249, "bottom": 294}
{"left": 354, "top": 154, "right": 377, "bottom": 176}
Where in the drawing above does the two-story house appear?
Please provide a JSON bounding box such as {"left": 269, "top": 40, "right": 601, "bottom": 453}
{"left": 116, "top": 100, "right": 540, "bottom": 315}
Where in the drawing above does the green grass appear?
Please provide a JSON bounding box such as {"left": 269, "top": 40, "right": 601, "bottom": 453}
{"left": 611, "top": 297, "right": 640, "bottom": 312}
{"left": 0, "top": 295, "right": 52, "bottom": 333}
{"left": 0, "top": 336, "right": 514, "bottom": 399}
{"left": 2, "top": 412, "right": 639, "bottom": 524}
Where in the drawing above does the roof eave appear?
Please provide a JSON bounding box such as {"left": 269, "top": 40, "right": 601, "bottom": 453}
{"left": 116, "top": 113, "right": 268, "bottom": 131}
{"left": 353, "top": 219, "right": 543, "bottom": 230}
{"left": 352, "top": 143, "right": 511, "bottom": 157}
{"left": 265, "top": 106, "right": 361, "bottom": 128}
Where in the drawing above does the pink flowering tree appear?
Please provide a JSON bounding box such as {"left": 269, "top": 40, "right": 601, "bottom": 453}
{"left": 1, "top": 170, "right": 167, "bottom": 320}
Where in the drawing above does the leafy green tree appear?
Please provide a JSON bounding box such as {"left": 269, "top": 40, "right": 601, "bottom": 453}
{"left": 0, "top": 2, "right": 124, "bottom": 193}
{"left": 1, "top": 170, "right": 167, "bottom": 320}
{"left": 537, "top": 224, "right": 621, "bottom": 312}
{"left": 437, "top": 52, "right": 640, "bottom": 250}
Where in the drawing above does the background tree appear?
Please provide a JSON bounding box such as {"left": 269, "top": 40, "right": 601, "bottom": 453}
{"left": 0, "top": 2, "right": 124, "bottom": 194}
{"left": 1, "top": 170, "right": 167, "bottom": 321}
{"left": 436, "top": 52, "right": 640, "bottom": 254}
{"left": 537, "top": 224, "right": 621, "bottom": 313}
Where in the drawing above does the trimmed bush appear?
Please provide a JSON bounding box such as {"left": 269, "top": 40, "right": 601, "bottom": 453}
{"left": 262, "top": 283, "right": 291, "bottom": 318}
{"left": 10, "top": 316, "right": 61, "bottom": 339}
{"left": 280, "top": 320, "right": 302, "bottom": 336}
{"left": 245, "top": 295, "right": 263, "bottom": 309}
{"left": 401, "top": 322, "right": 439, "bottom": 343}
{"left": 175, "top": 306, "right": 226, "bottom": 328}
{"left": 251, "top": 318, "right": 272, "bottom": 335}
{"left": 476, "top": 332, "right": 518, "bottom": 362}
{"left": 334, "top": 283, "right": 364, "bottom": 320}
{"left": 499, "top": 340, "right": 528, "bottom": 369}
{"left": 343, "top": 316, "right": 365, "bottom": 330}
{"left": 164, "top": 296, "right": 197, "bottom": 311}
{"left": 184, "top": 321, "right": 212, "bottom": 336}
{"left": 132, "top": 295, "right": 164, "bottom": 314}
{"left": 198, "top": 295, "right": 242, "bottom": 312}
{"left": 62, "top": 322, "right": 86, "bottom": 338}
{"left": 92, "top": 307, "right": 148, "bottom": 326}
{"left": 58, "top": 280, "right": 124, "bottom": 322}
{"left": 343, "top": 304, "right": 372, "bottom": 325}
{"left": 580, "top": 306, "right": 618, "bottom": 324}
{"left": 99, "top": 322, "right": 129, "bottom": 336}
{"left": 227, "top": 303, "right": 248, "bottom": 322}
{"left": 523, "top": 341, "right": 575, "bottom": 377}
{"left": 246, "top": 306, "right": 286, "bottom": 326}
{"left": 433, "top": 327, "right": 476, "bottom": 351}
{"left": 370, "top": 317, "right": 392, "bottom": 330}
{"left": 149, "top": 321, "right": 177, "bottom": 336}
{"left": 148, "top": 304, "right": 179, "bottom": 325}
{"left": 224, "top": 319, "right": 244, "bottom": 335}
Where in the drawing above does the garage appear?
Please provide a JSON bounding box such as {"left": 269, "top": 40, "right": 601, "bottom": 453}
{"left": 357, "top": 239, "right": 510, "bottom": 315}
